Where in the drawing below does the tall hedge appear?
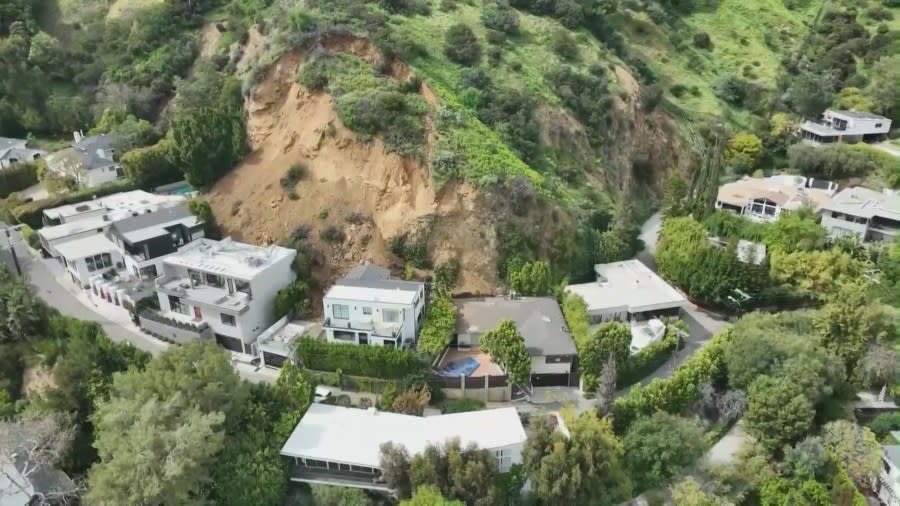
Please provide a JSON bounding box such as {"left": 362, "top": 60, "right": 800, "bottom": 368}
{"left": 611, "top": 328, "right": 733, "bottom": 434}
{"left": 296, "top": 338, "right": 426, "bottom": 379}
{"left": 417, "top": 296, "right": 457, "bottom": 356}
{"left": 0, "top": 162, "right": 38, "bottom": 198}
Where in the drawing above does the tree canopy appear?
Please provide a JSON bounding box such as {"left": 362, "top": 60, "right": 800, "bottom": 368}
{"left": 480, "top": 320, "right": 531, "bottom": 386}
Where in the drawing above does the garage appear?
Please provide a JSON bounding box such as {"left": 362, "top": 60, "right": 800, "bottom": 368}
{"left": 530, "top": 373, "right": 572, "bottom": 387}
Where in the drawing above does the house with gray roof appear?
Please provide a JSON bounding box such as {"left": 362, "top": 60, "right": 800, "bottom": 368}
{"left": 44, "top": 132, "right": 123, "bottom": 188}
{"left": 322, "top": 264, "right": 425, "bottom": 348}
{"left": 0, "top": 429, "right": 77, "bottom": 506}
{"left": 820, "top": 187, "right": 900, "bottom": 243}
{"left": 0, "top": 137, "right": 45, "bottom": 169}
{"left": 800, "top": 109, "right": 892, "bottom": 145}
{"left": 454, "top": 296, "right": 578, "bottom": 387}
{"left": 877, "top": 433, "right": 900, "bottom": 506}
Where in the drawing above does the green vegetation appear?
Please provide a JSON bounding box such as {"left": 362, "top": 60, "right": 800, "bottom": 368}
{"left": 0, "top": 162, "right": 37, "bottom": 198}
{"left": 416, "top": 296, "right": 457, "bottom": 356}
{"left": 440, "top": 398, "right": 485, "bottom": 414}
{"left": 295, "top": 337, "right": 426, "bottom": 379}
{"left": 479, "top": 319, "right": 531, "bottom": 386}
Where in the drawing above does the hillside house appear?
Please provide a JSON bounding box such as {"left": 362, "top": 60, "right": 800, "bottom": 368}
{"left": 44, "top": 132, "right": 123, "bottom": 188}
{"left": 878, "top": 433, "right": 900, "bottom": 506}
{"left": 800, "top": 109, "right": 892, "bottom": 144}
{"left": 821, "top": 187, "right": 900, "bottom": 243}
{"left": 322, "top": 264, "right": 425, "bottom": 348}
{"left": 0, "top": 137, "right": 45, "bottom": 169}
{"left": 715, "top": 175, "right": 838, "bottom": 223}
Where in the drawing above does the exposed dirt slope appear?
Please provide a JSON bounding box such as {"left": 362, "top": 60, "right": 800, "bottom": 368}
{"left": 208, "top": 43, "right": 498, "bottom": 294}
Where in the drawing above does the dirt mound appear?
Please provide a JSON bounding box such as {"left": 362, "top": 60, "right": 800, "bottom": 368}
{"left": 208, "top": 44, "right": 497, "bottom": 294}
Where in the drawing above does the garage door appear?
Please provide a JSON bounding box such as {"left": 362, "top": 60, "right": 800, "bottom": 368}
{"left": 530, "top": 373, "right": 571, "bottom": 387}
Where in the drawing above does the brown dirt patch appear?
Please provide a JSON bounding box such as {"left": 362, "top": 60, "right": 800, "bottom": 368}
{"left": 22, "top": 365, "right": 56, "bottom": 396}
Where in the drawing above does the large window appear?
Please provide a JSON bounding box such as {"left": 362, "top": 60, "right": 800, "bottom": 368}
{"left": 362, "top": 306, "right": 372, "bottom": 315}
{"left": 333, "top": 330, "right": 355, "bottom": 342}
{"left": 85, "top": 253, "right": 113, "bottom": 272}
{"left": 495, "top": 449, "right": 511, "bottom": 470}
{"left": 383, "top": 309, "right": 400, "bottom": 323}
{"left": 221, "top": 313, "right": 236, "bottom": 327}
{"left": 235, "top": 279, "right": 251, "bottom": 296}
{"left": 205, "top": 273, "right": 224, "bottom": 288}
{"left": 332, "top": 304, "right": 350, "bottom": 319}
{"left": 168, "top": 295, "right": 188, "bottom": 315}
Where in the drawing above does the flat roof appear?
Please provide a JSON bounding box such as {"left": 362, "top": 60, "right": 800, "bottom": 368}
{"left": 716, "top": 176, "right": 834, "bottom": 212}
{"left": 823, "top": 187, "right": 900, "bottom": 220}
{"left": 324, "top": 284, "right": 419, "bottom": 305}
{"left": 53, "top": 234, "right": 117, "bottom": 260}
{"left": 565, "top": 260, "right": 687, "bottom": 314}
{"left": 42, "top": 190, "right": 185, "bottom": 220}
{"left": 337, "top": 263, "right": 424, "bottom": 292}
{"left": 114, "top": 205, "right": 200, "bottom": 243}
{"left": 38, "top": 216, "right": 109, "bottom": 241}
{"left": 454, "top": 297, "right": 577, "bottom": 356}
{"left": 164, "top": 237, "right": 296, "bottom": 280}
{"left": 829, "top": 109, "right": 888, "bottom": 120}
{"left": 281, "top": 404, "right": 527, "bottom": 468}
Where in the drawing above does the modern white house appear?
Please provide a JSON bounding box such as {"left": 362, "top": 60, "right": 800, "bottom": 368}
{"left": 256, "top": 317, "right": 320, "bottom": 368}
{"left": 820, "top": 187, "right": 900, "bottom": 243}
{"left": 143, "top": 238, "right": 297, "bottom": 354}
{"left": 280, "top": 403, "right": 527, "bottom": 492}
{"left": 799, "top": 109, "right": 892, "bottom": 145}
{"left": 53, "top": 234, "right": 123, "bottom": 287}
{"left": 37, "top": 190, "right": 186, "bottom": 258}
{"left": 453, "top": 296, "right": 578, "bottom": 387}
{"left": 715, "top": 175, "right": 838, "bottom": 223}
{"left": 878, "top": 434, "right": 900, "bottom": 506}
{"left": 44, "top": 132, "right": 123, "bottom": 188}
{"left": 0, "top": 137, "right": 45, "bottom": 169}
{"left": 322, "top": 264, "right": 425, "bottom": 348}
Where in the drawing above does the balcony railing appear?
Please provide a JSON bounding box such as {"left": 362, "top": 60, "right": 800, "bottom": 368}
{"left": 323, "top": 317, "right": 402, "bottom": 339}
{"left": 139, "top": 310, "right": 213, "bottom": 344}
{"left": 287, "top": 466, "right": 391, "bottom": 492}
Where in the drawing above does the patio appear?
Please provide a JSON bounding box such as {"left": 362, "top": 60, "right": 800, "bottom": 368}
{"left": 438, "top": 347, "right": 504, "bottom": 377}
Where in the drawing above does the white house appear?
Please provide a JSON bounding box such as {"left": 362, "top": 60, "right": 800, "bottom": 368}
{"left": 322, "top": 264, "right": 425, "bottom": 348}
{"left": 280, "top": 403, "right": 527, "bottom": 492}
{"left": 37, "top": 190, "right": 186, "bottom": 258}
{"left": 800, "top": 109, "right": 892, "bottom": 145}
{"left": 256, "top": 317, "right": 320, "bottom": 368}
{"left": 566, "top": 260, "right": 687, "bottom": 323}
{"left": 820, "top": 187, "right": 900, "bottom": 243}
{"left": 453, "top": 296, "right": 578, "bottom": 387}
{"left": 145, "top": 238, "right": 296, "bottom": 354}
{"left": 53, "top": 234, "right": 123, "bottom": 287}
{"left": 715, "top": 175, "right": 838, "bottom": 223}
{"left": 44, "top": 132, "right": 123, "bottom": 188}
{"left": 0, "top": 137, "right": 45, "bottom": 169}
{"left": 878, "top": 435, "right": 900, "bottom": 506}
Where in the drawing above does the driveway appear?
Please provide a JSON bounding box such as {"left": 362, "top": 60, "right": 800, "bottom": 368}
{"left": 637, "top": 211, "right": 662, "bottom": 269}
{"left": 873, "top": 141, "right": 900, "bottom": 158}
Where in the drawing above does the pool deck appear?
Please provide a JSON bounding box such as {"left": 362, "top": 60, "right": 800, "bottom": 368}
{"left": 438, "top": 347, "right": 504, "bottom": 377}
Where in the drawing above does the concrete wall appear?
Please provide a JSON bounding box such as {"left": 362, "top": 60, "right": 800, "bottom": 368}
{"left": 531, "top": 356, "right": 572, "bottom": 375}
{"left": 139, "top": 314, "right": 213, "bottom": 344}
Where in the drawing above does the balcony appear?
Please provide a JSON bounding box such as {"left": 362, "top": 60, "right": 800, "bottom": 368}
{"left": 288, "top": 466, "right": 391, "bottom": 493}
{"left": 157, "top": 275, "right": 250, "bottom": 313}
{"left": 323, "top": 317, "right": 402, "bottom": 339}
{"left": 139, "top": 309, "right": 213, "bottom": 344}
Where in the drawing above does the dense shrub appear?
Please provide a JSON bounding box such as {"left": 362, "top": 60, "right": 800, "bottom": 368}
{"left": 122, "top": 139, "right": 182, "bottom": 190}
{"left": 319, "top": 226, "right": 346, "bottom": 243}
{"left": 389, "top": 233, "right": 430, "bottom": 268}
{"left": 617, "top": 329, "right": 680, "bottom": 388}
{"left": 550, "top": 29, "right": 579, "bottom": 60}
{"left": 693, "top": 31, "right": 712, "bottom": 49}
{"left": 296, "top": 338, "right": 426, "bottom": 378}
{"left": 0, "top": 162, "right": 37, "bottom": 198}
{"left": 444, "top": 24, "right": 482, "bottom": 65}
{"left": 545, "top": 66, "right": 612, "bottom": 137}
{"left": 273, "top": 281, "right": 312, "bottom": 319}
{"left": 433, "top": 259, "right": 460, "bottom": 293}
{"left": 441, "top": 398, "right": 485, "bottom": 413}
{"left": 787, "top": 143, "right": 895, "bottom": 180}
{"left": 481, "top": 3, "right": 520, "bottom": 34}
{"left": 417, "top": 297, "right": 457, "bottom": 356}
{"left": 280, "top": 163, "right": 306, "bottom": 190}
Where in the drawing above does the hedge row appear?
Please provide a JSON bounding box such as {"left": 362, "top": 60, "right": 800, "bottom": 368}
{"left": 616, "top": 329, "right": 680, "bottom": 389}
{"left": 612, "top": 327, "right": 733, "bottom": 434}
{"left": 10, "top": 179, "right": 136, "bottom": 228}
{"left": 417, "top": 296, "right": 457, "bottom": 356}
{"left": 0, "top": 162, "right": 38, "bottom": 198}
{"left": 296, "top": 337, "right": 426, "bottom": 379}
{"left": 305, "top": 368, "right": 401, "bottom": 394}
{"left": 561, "top": 292, "right": 591, "bottom": 351}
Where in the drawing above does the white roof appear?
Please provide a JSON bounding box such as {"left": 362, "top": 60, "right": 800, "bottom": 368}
{"left": 38, "top": 216, "right": 109, "bottom": 241}
{"left": 281, "top": 404, "right": 527, "bottom": 468}
{"left": 53, "top": 234, "right": 117, "bottom": 260}
{"left": 324, "top": 283, "right": 419, "bottom": 305}
{"left": 42, "top": 190, "right": 184, "bottom": 221}
{"left": 565, "top": 259, "right": 687, "bottom": 314}
{"left": 823, "top": 187, "right": 900, "bottom": 220}
{"left": 164, "top": 237, "right": 296, "bottom": 280}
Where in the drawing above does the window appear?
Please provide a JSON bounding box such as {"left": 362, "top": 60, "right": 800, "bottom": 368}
{"left": 235, "top": 279, "right": 251, "bottom": 296}
{"left": 339, "top": 463, "right": 351, "bottom": 471}
{"left": 169, "top": 296, "right": 188, "bottom": 315}
{"left": 495, "top": 449, "right": 511, "bottom": 470}
{"left": 221, "top": 313, "right": 236, "bottom": 326}
{"left": 333, "top": 330, "right": 355, "bottom": 342}
{"left": 362, "top": 306, "right": 373, "bottom": 315}
{"left": 189, "top": 270, "right": 202, "bottom": 286}
{"left": 85, "top": 253, "right": 113, "bottom": 272}
{"left": 332, "top": 304, "right": 350, "bottom": 319}
{"left": 205, "top": 273, "right": 224, "bottom": 288}
{"left": 304, "top": 459, "right": 328, "bottom": 469}
{"left": 383, "top": 309, "right": 400, "bottom": 323}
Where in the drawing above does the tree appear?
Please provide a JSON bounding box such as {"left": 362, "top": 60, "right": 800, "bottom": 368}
{"left": 121, "top": 138, "right": 182, "bottom": 190}
{"left": 480, "top": 320, "right": 531, "bottom": 387}
{"left": 594, "top": 229, "right": 630, "bottom": 264}
{"left": 661, "top": 171, "right": 689, "bottom": 218}
{"left": 0, "top": 412, "right": 81, "bottom": 505}
{"left": 783, "top": 436, "right": 828, "bottom": 480}
{"left": 669, "top": 477, "right": 720, "bottom": 506}
{"left": 523, "top": 411, "right": 632, "bottom": 504}
{"left": 409, "top": 439, "right": 499, "bottom": 506}
{"left": 726, "top": 132, "right": 763, "bottom": 172}
{"left": 623, "top": 411, "right": 706, "bottom": 488}
{"left": 788, "top": 72, "right": 834, "bottom": 118}
{"left": 401, "top": 485, "right": 464, "bottom": 506}
{"left": 417, "top": 296, "right": 457, "bottom": 356}
{"left": 859, "top": 344, "right": 900, "bottom": 390}
{"left": 380, "top": 442, "right": 412, "bottom": 499}
{"left": 443, "top": 24, "right": 481, "bottom": 66}
{"left": 86, "top": 342, "right": 247, "bottom": 504}
{"left": 312, "top": 485, "right": 372, "bottom": 506}
{"left": 814, "top": 280, "right": 891, "bottom": 372}
{"left": 687, "top": 130, "right": 726, "bottom": 219}
{"left": 273, "top": 281, "right": 312, "bottom": 320}
{"left": 769, "top": 248, "right": 867, "bottom": 300}
{"left": 187, "top": 199, "right": 221, "bottom": 239}
{"left": 764, "top": 210, "right": 825, "bottom": 253}
{"left": 508, "top": 260, "right": 552, "bottom": 296}
{"left": 0, "top": 268, "right": 46, "bottom": 343}
{"left": 597, "top": 354, "right": 616, "bottom": 416}
{"left": 822, "top": 421, "right": 881, "bottom": 487}
{"left": 744, "top": 375, "right": 815, "bottom": 454}
{"left": 866, "top": 54, "right": 900, "bottom": 118}
{"left": 581, "top": 322, "right": 631, "bottom": 378}
{"left": 391, "top": 386, "right": 431, "bottom": 416}
{"left": 835, "top": 87, "right": 875, "bottom": 112}
{"left": 759, "top": 477, "right": 831, "bottom": 506}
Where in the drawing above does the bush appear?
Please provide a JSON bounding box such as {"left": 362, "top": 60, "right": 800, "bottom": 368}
{"left": 0, "top": 162, "right": 38, "bottom": 199}
{"left": 482, "top": 2, "right": 520, "bottom": 34}
{"left": 416, "top": 297, "right": 457, "bottom": 356}
{"left": 296, "top": 338, "right": 426, "bottom": 378}
{"left": 319, "top": 226, "right": 346, "bottom": 243}
{"left": 122, "top": 139, "right": 182, "bottom": 190}
{"left": 433, "top": 259, "right": 460, "bottom": 293}
{"left": 693, "top": 31, "right": 712, "bottom": 49}
{"left": 787, "top": 143, "right": 894, "bottom": 180}
{"left": 20, "top": 225, "right": 39, "bottom": 250}
{"left": 444, "top": 24, "right": 482, "bottom": 65}
{"left": 545, "top": 66, "right": 611, "bottom": 137}
{"left": 273, "top": 281, "right": 311, "bottom": 319}
{"left": 280, "top": 164, "right": 306, "bottom": 190}
{"left": 550, "top": 29, "right": 579, "bottom": 61}
{"left": 441, "top": 398, "right": 485, "bottom": 414}
{"left": 617, "top": 328, "right": 679, "bottom": 388}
